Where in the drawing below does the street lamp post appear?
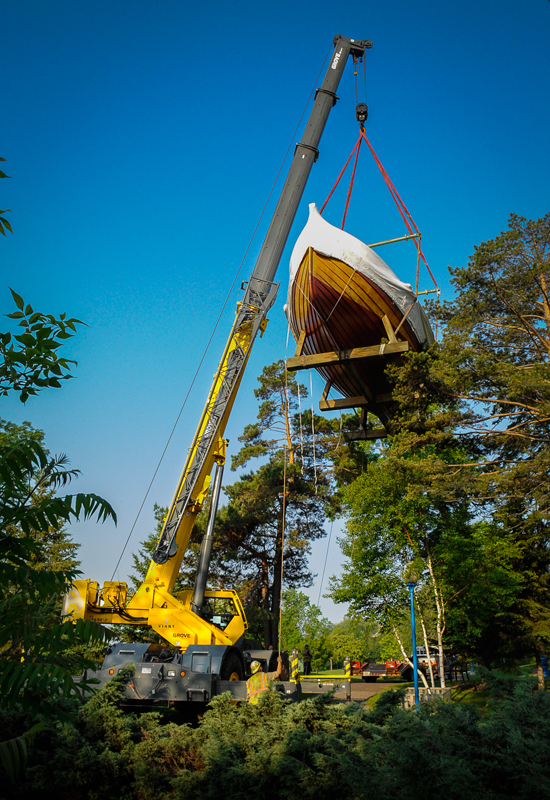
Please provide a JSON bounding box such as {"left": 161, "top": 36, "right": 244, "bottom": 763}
{"left": 407, "top": 581, "right": 420, "bottom": 708}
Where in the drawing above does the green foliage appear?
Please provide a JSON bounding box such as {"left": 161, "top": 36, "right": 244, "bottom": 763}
{"left": 2, "top": 673, "right": 550, "bottom": 798}
{"left": 280, "top": 589, "right": 332, "bottom": 668}
{"left": 0, "top": 723, "right": 44, "bottom": 784}
{"left": 0, "top": 157, "right": 12, "bottom": 237}
{"left": 0, "top": 212, "right": 12, "bottom": 236}
{"left": 377, "top": 629, "right": 407, "bottom": 661}
{"left": 332, "top": 212, "right": 550, "bottom": 670}
{"left": 432, "top": 212, "right": 550, "bottom": 663}
{"left": 327, "top": 617, "right": 380, "bottom": 664}
{"left": 0, "top": 416, "right": 115, "bottom": 770}
{"left": 0, "top": 290, "right": 118, "bottom": 782}
{"left": 328, "top": 445, "right": 470, "bottom": 637}
{"left": 0, "top": 516, "right": 113, "bottom": 718}
{"left": 1, "top": 289, "right": 84, "bottom": 403}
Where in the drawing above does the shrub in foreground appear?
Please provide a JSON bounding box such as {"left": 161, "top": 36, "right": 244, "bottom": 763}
{"left": 1, "top": 675, "right": 549, "bottom": 799}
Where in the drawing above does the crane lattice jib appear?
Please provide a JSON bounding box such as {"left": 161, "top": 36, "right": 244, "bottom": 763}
{"left": 149, "top": 277, "right": 278, "bottom": 575}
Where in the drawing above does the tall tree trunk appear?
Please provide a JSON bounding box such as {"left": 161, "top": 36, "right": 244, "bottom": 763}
{"left": 427, "top": 553, "right": 446, "bottom": 688}
{"left": 416, "top": 596, "right": 435, "bottom": 689}
{"left": 260, "top": 556, "right": 272, "bottom": 647}
{"left": 271, "top": 522, "right": 284, "bottom": 649}
{"left": 281, "top": 382, "right": 295, "bottom": 465}
{"left": 535, "top": 651, "right": 546, "bottom": 692}
{"left": 539, "top": 273, "right": 550, "bottom": 355}
{"left": 393, "top": 625, "right": 429, "bottom": 689}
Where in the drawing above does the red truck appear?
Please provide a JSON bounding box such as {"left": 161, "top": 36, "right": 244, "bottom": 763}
{"left": 350, "top": 660, "right": 401, "bottom": 682}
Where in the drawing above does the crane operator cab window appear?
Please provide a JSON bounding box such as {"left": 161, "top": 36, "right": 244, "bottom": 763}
{"left": 202, "top": 597, "right": 239, "bottom": 631}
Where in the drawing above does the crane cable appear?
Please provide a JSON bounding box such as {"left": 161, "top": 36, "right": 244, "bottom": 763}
{"left": 310, "top": 373, "right": 318, "bottom": 494}
{"left": 278, "top": 333, "right": 291, "bottom": 652}
{"left": 317, "top": 518, "right": 335, "bottom": 607}
{"left": 277, "top": 444, "right": 288, "bottom": 653}
{"left": 111, "top": 44, "right": 334, "bottom": 580}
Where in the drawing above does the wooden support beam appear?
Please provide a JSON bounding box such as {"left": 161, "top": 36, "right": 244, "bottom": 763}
{"left": 294, "top": 330, "right": 306, "bottom": 357}
{"left": 368, "top": 232, "right": 420, "bottom": 248}
{"left": 320, "top": 380, "right": 332, "bottom": 405}
{"left": 381, "top": 315, "right": 398, "bottom": 344}
{"left": 319, "top": 395, "right": 369, "bottom": 411}
{"left": 347, "top": 428, "right": 388, "bottom": 440}
{"left": 287, "top": 340, "right": 409, "bottom": 372}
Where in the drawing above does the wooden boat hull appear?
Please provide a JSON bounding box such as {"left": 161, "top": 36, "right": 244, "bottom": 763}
{"left": 285, "top": 204, "right": 434, "bottom": 421}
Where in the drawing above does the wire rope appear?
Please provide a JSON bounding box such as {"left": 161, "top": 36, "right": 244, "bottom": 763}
{"left": 277, "top": 445, "right": 288, "bottom": 651}
{"left": 317, "top": 518, "right": 334, "bottom": 607}
{"left": 297, "top": 382, "right": 305, "bottom": 473}
{"left": 111, "top": 46, "right": 333, "bottom": 580}
{"left": 310, "top": 373, "right": 318, "bottom": 494}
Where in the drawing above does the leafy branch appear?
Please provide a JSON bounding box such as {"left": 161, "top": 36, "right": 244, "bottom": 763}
{"left": 1, "top": 289, "right": 85, "bottom": 402}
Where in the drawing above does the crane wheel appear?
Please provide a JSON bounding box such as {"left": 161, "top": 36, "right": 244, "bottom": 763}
{"left": 221, "top": 652, "right": 244, "bottom": 681}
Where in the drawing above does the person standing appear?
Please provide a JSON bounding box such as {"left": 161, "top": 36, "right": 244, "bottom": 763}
{"left": 302, "top": 644, "right": 312, "bottom": 675}
{"left": 246, "top": 656, "right": 284, "bottom": 704}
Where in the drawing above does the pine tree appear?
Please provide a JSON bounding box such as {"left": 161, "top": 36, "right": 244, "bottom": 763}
{"left": 337, "top": 212, "right": 550, "bottom": 681}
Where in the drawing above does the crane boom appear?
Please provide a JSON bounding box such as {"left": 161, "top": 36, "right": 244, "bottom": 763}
{"left": 148, "top": 34, "right": 372, "bottom": 579}
{"left": 64, "top": 35, "right": 372, "bottom": 656}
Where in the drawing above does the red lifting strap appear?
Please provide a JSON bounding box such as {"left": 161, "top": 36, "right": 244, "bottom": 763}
{"left": 320, "top": 130, "right": 438, "bottom": 289}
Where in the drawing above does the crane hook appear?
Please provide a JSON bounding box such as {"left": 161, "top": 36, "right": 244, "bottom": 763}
{"left": 356, "top": 102, "right": 368, "bottom": 127}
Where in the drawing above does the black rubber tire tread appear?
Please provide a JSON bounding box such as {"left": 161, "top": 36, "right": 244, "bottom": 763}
{"left": 220, "top": 652, "right": 244, "bottom": 681}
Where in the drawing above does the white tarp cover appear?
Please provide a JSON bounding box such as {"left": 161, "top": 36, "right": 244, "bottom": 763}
{"left": 285, "top": 203, "right": 434, "bottom": 347}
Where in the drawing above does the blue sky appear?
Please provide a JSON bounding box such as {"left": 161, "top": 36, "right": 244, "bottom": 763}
{"left": 2, "top": 0, "right": 549, "bottom": 623}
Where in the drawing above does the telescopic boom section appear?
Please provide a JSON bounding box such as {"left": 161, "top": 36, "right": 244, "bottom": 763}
{"left": 65, "top": 36, "right": 371, "bottom": 645}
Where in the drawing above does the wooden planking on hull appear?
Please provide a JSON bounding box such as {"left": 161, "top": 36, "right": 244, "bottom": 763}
{"left": 284, "top": 203, "right": 435, "bottom": 423}
{"left": 287, "top": 247, "right": 418, "bottom": 401}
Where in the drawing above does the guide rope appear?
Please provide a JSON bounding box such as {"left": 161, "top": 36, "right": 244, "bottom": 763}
{"left": 341, "top": 133, "right": 362, "bottom": 229}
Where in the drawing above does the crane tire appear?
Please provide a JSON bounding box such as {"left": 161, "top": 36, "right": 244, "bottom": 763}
{"left": 221, "top": 652, "right": 244, "bottom": 682}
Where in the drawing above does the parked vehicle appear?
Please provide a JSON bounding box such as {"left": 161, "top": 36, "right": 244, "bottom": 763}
{"left": 359, "top": 647, "right": 453, "bottom": 682}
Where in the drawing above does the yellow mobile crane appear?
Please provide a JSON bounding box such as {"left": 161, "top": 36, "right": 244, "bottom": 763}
{"left": 63, "top": 34, "right": 372, "bottom": 705}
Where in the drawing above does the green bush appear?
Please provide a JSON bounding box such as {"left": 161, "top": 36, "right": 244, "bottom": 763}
{"left": 1, "top": 675, "right": 550, "bottom": 799}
